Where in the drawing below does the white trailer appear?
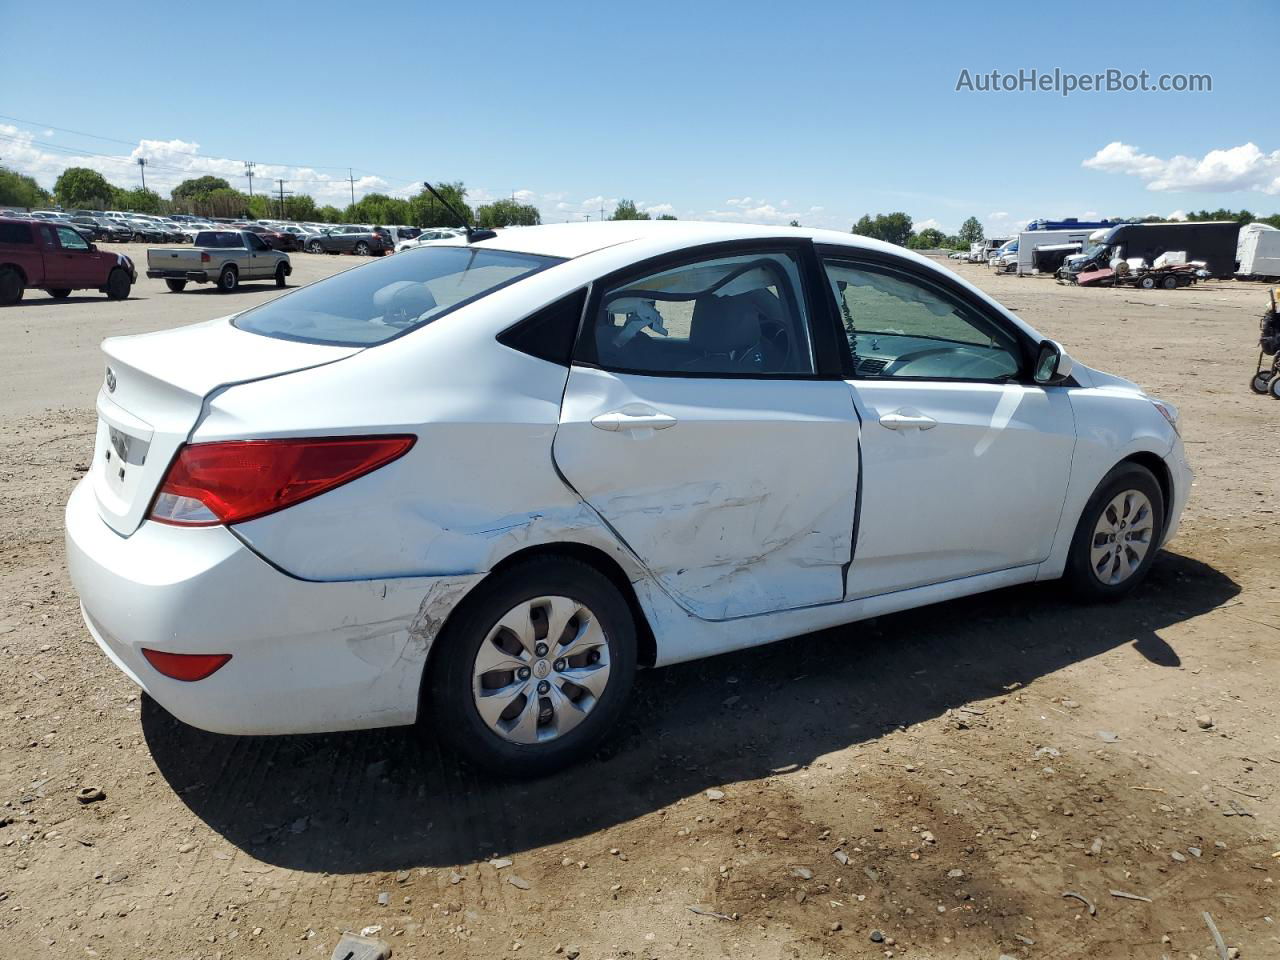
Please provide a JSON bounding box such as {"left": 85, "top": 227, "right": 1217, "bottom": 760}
{"left": 1237, "top": 222, "right": 1280, "bottom": 279}
{"left": 1016, "top": 228, "right": 1098, "bottom": 276}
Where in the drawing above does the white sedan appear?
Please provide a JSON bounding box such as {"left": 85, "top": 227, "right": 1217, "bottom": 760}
{"left": 65, "top": 221, "right": 1190, "bottom": 775}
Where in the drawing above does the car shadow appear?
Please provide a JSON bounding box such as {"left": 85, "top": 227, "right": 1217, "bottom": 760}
{"left": 143, "top": 550, "right": 1236, "bottom": 873}
{"left": 7, "top": 295, "right": 135, "bottom": 307}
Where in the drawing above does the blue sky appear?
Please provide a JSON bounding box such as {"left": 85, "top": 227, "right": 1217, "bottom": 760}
{"left": 3, "top": 0, "right": 1278, "bottom": 234}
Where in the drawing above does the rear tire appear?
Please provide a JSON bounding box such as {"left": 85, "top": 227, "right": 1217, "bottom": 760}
{"left": 105, "top": 268, "right": 131, "bottom": 300}
{"left": 1250, "top": 371, "right": 1273, "bottom": 394}
{"left": 1139, "top": 276, "right": 1156, "bottom": 289}
{"left": 354, "top": 241, "right": 370, "bottom": 256}
{"left": 1065, "top": 462, "right": 1165, "bottom": 601}
{"left": 217, "top": 265, "right": 238, "bottom": 292}
{"left": 1161, "top": 275, "right": 1178, "bottom": 290}
{"left": 274, "top": 264, "right": 288, "bottom": 288}
{"left": 165, "top": 279, "right": 187, "bottom": 293}
{"left": 1270, "top": 375, "right": 1280, "bottom": 400}
{"left": 49, "top": 288, "right": 72, "bottom": 299}
{"left": 424, "top": 557, "right": 637, "bottom": 777}
{"left": 0, "top": 268, "right": 23, "bottom": 305}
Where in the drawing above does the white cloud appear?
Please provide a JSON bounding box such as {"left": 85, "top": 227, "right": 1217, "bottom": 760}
{"left": 914, "top": 217, "right": 944, "bottom": 233}
{"left": 1083, "top": 140, "right": 1280, "bottom": 194}
{"left": 1166, "top": 209, "right": 1187, "bottom": 221}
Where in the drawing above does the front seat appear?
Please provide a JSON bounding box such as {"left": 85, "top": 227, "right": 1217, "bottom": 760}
{"left": 688, "top": 294, "right": 780, "bottom": 372}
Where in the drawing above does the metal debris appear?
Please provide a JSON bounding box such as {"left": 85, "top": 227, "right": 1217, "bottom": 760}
{"left": 1110, "top": 889, "right": 1153, "bottom": 903}
{"left": 688, "top": 905, "right": 736, "bottom": 921}
{"left": 1203, "top": 911, "right": 1229, "bottom": 960}
{"left": 1062, "top": 890, "right": 1097, "bottom": 915}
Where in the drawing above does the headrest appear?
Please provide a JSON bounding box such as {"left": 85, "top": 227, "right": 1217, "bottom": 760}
{"left": 690, "top": 294, "right": 761, "bottom": 354}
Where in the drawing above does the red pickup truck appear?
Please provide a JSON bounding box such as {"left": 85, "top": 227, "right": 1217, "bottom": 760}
{"left": 0, "top": 217, "right": 136, "bottom": 304}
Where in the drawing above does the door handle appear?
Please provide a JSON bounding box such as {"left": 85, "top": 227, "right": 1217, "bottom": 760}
{"left": 879, "top": 410, "right": 937, "bottom": 431}
{"left": 591, "top": 408, "right": 678, "bottom": 432}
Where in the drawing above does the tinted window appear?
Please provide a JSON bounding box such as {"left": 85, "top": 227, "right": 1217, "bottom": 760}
{"left": 195, "top": 232, "right": 243, "bottom": 248}
{"left": 823, "top": 259, "right": 1021, "bottom": 381}
{"left": 0, "top": 222, "right": 34, "bottom": 244}
{"left": 587, "top": 251, "right": 815, "bottom": 376}
{"left": 234, "top": 246, "right": 562, "bottom": 346}
{"left": 55, "top": 226, "right": 89, "bottom": 250}
{"left": 246, "top": 233, "right": 268, "bottom": 250}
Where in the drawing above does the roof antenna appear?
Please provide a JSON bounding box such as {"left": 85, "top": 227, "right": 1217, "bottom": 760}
{"left": 422, "top": 181, "right": 497, "bottom": 243}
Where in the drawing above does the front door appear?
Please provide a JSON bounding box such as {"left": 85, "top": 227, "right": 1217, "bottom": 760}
{"left": 554, "top": 245, "right": 860, "bottom": 621}
{"left": 244, "top": 232, "right": 272, "bottom": 277}
{"left": 49, "top": 224, "right": 101, "bottom": 289}
{"left": 820, "top": 253, "right": 1076, "bottom": 599}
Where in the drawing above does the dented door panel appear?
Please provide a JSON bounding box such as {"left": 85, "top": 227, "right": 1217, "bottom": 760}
{"left": 554, "top": 365, "right": 860, "bottom": 621}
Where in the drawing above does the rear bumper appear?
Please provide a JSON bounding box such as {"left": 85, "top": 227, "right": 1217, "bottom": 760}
{"left": 146, "top": 269, "right": 208, "bottom": 282}
{"left": 64, "top": 477, "right": 480, "bottom": 735}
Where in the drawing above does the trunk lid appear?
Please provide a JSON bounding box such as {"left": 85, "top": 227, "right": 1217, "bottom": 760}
{"left": 92, "top": 316, "right": 360, "bottom": 535}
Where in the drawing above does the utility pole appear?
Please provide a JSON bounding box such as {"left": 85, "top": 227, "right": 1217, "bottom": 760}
{"left": 137, "top": 157, "right": 147, "bottom": 191}
{"left": 244, "top": 161, "right": 255, "bottom": 198}
{"left": 276, "top": 179, "right": 292, "bottom": 219}
{"left": 600, "top": 202, "right": 605, "bottom": 222}
{"left": 348, "top": 168, "right": 356, "bottom": 208}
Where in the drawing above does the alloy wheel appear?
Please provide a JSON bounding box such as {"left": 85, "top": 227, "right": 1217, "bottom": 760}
{"left": 471, "top": 595, "right": 611, "bottom": 745}
{"left": 1089, "top": 489, "right": 1155, "bottom": 585}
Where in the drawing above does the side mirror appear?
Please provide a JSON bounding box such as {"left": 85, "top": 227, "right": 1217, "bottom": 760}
{"left": 1034, "top": 339, "right": 1074, "bottom": 384}
{"left": 88, "top": 243, "right": 97, "bottom": 252}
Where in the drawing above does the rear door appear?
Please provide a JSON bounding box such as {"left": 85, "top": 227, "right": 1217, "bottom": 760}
{"left": 818, "top": 250, "right": 1075, "bottom": 598}
{"left": 554, "top": 242, "right": 860, "bottom": 621}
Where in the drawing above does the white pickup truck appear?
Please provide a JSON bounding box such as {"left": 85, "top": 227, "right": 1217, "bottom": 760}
{"left": 146, "top": 230, "right": 291, "bottom": 293}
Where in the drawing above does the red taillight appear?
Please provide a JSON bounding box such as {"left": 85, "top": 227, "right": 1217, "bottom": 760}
{"left": 148, "top": 435, "right": 416, "bottom": 527}
{"left": 200, "top": 251, "right": 211, "bottom": 262}
{"left": 141, "top": 648, "right": 232, "bottom": 682}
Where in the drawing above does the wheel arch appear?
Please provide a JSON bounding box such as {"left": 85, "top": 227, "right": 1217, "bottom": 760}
{"left": 0, "top": 262, "right": 29, "bottom": 285}
{"left": 1117, "top": 449, "right": 1174, "bottom": 530}
{"left": 422, "top": 541, "right": 658, "bottom": 682}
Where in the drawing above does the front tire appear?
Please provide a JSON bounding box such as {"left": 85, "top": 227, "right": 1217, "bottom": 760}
{"left": 307, "top": 240, "right": 323, "bottom": 254}
{"left": 274, "top": 264, "right": 288, "bottom": 288}
{"left": 1250, "top": 371, "right": 1273, "bottom": 394}
{"left": 1065, "top": 463, "right": 1165, "bottom": 600}
{"left": 425, "top": 557, "right": 637, "bottom": 777}
{"left": 105, "top": 268, "right": 131, "bottom": 300}
{"left": 217, "top": 265, "right": 238, "bottom": 292}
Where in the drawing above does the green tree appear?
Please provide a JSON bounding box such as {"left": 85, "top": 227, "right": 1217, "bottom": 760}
{"left": 476, "top": 198, "right": 541, "bottom": 228}
{"left": 245, "top": 194, "right": 273, "bottom": 219}
{"left": 316, "top": 204, "right": 343, "bottom": 222}
{"left": 171, "top": 176, "right": 232, "bottom": 201}
{"left": 656, "top": 214, "right": 678, "bottom": 220}
{"left": 407, "top": 182, "right": 472, "bottom": 228}
{"left": 851, "top": 211, "right": 914, "bottom": 247}
{"left": 197, "top": 187, "right": 251, "bottom": 218}
{"left": 54, "top": 167, "right": 115, "bottom": 209}
{"left": 346, "top": 192, "right": 412, "bottom": 226}
{"left": 789, "top": 219, "right": 800, "bottom": 227}
{"left": 0, "top": 166, "right": 51, "bottom": 208}
{"left": 609, "top": 199, "right": 651, "bottom": 221}
{"left": 114, "top": 187, "right": 166, "bottom": 214}
{"left": 284, "top": 194, "right": 317, "bottom": 222}
{"left": 958, "top": 216, "right": 984, "bottom": 244}
{"left": 907, "top": 227, "right": 947, "bottom": 249}
{"left": 1187, "top": 208, "right": 1254, "bottom": 225}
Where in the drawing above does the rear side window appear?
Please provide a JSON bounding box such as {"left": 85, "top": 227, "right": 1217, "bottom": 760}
{"left": 196, "top": 232, "right": 242, "bottom": 248}
{"left": 234, "top": 246, "right": 563, "bottom": 346}
{"left": 0, "top": 222, "right": 34, "bottom": 244}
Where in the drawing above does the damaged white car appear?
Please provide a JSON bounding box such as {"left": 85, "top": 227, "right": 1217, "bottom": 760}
{"left": 65, "top": 221, "right": 1191, "bottom": 775}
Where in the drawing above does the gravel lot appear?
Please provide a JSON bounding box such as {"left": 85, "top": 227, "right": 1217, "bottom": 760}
{"left": 1, "top": 245, "right": 1277, "bottom": 959}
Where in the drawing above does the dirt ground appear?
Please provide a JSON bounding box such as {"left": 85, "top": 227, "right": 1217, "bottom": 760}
{"left": 1, "top": 245, "right": 1278, "bottom": 960}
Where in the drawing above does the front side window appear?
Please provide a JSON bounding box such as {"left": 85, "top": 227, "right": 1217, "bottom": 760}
{"left": 824, "top": 259, "right": 1022, "bottom": 381}
{"left": 234, "top": 246, "right": 562, "bottom": 346}
{"left": 246, "top": 233, "right": 268, "bottom": 251}
{"left": 588, "top": 251, "right": 815, "bottom": 376}
{"left": 55, "top": 226, "right": 89, "bottom": 250}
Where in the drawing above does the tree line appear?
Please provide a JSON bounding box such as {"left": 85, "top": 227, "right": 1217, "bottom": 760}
{"left": 850, "top": 212, "right": 985, "bottom": 250}
{"left": 1, "top": 165, "right": 682, "bottom": 229}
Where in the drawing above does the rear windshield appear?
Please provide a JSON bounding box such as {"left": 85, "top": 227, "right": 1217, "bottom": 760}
{"left": 196, "top": 231, "right": 245, "bottom": 248}
{"left": 233, "top": 246, "right": 563, "bottom": 346}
